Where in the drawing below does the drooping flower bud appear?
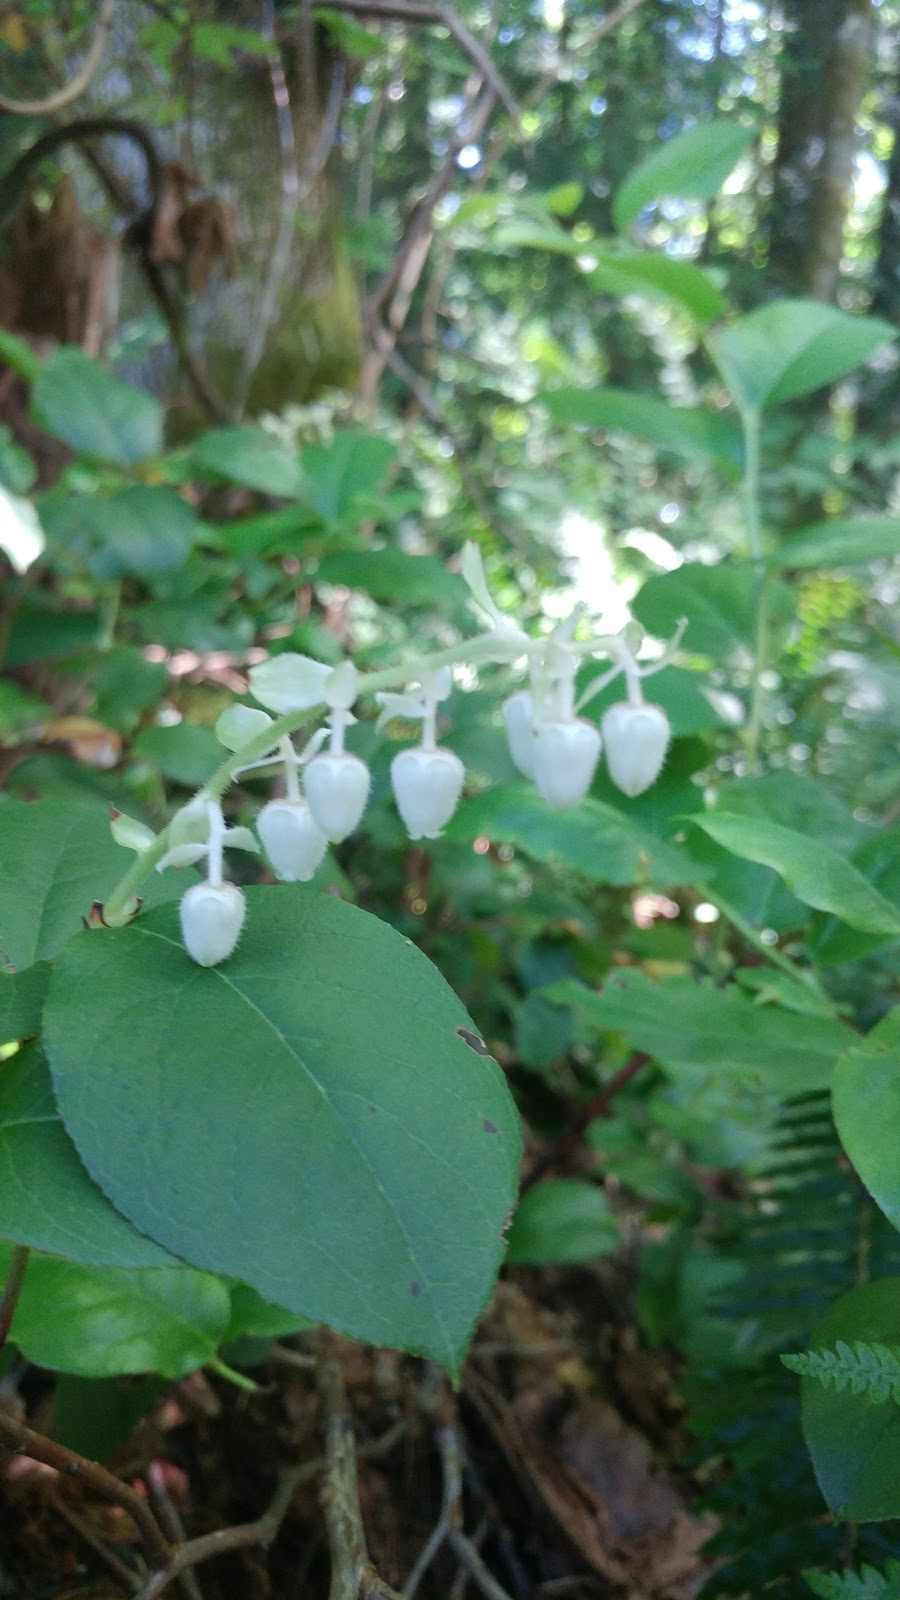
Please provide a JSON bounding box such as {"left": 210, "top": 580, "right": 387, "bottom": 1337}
{"left": 179, "top": 881, "right": 246, "bottom": 967}
{"left": 257, "top": 798, "right": 328, "bottom": 881}
{"left": 601, "top": 701, "right": 670, "bottom": 797}
{"left": 391, "top": 747, "right": 465, "bottom": 840}
{"left": 531, "top": 718, "right": 601, "bottom": 810}
{"left": 502, "top": 690, "right": 537, "bottom": 780}
{"left": 303, "top": 752, "right": 370, "bottom": 842}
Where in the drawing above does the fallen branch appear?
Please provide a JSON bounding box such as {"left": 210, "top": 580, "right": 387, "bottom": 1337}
{"left": 317, "top": 1339, "right": 405, "bottom": 1600}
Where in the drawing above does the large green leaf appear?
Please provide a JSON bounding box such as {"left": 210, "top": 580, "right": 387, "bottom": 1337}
{"left": 613, "top": 120, "right": 757, "bottom": 232}
{"left": 191, "top": 427, "right": 305, "bottom": 499}
{"left": 43, "top": 888, "right": 520, "bottom": 1372}
{"left": 832, "top": 1008, "right": 900, "bottom": 1232}
{"left": 589, "top": 249, "right": 725, "bottom": 324}
{"left": 693, "top": 814, "right": 900, "bottom": 937}
{"left": 4, "top": 1247, "right": 230, "bottom": 1378}
{"left": 42, "top": 486, "right": 197, "bottom": 580}
{"left": 541, "top": 387, "right": 743, "bottom": 473}
{"left": 711, "top": 301, "right": 896, "bottom": 411}
{"left": 0, "top": 800, "right": 178, "bottom": 971}
{"left": 32, "top": 348, "right": 162, "bottom": 465}
{"left": 444, "top": 783, "right": 696, "bottom": 887}
{"left": 772, "top": 517, "right": 900, "bottom": 570}
{"left": 0, "top": 1045, "right": 177, "bottom": 1267}
{"left": 632, "top": 561, "right": 794, "bottom": 658}
{"left": 314, "top": 548, "right": 466, "bottom": 607}
{"left": 300, "top": 431, "right": 397, "bottom": 522}
{"left": 547, "top": 972, "right": 851, "bottom": 1093}
{"left": 796, "top": 1279, "right": 900, "bottom": 1520}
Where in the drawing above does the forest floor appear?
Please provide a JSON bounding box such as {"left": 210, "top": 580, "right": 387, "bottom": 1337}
{"left": 0, "top": 1262, "right": 720, "bottom": 1600}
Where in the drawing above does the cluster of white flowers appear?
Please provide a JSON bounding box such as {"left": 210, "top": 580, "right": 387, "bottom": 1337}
{"left": 110, "top": 545, "right": 682, "bottom": 967}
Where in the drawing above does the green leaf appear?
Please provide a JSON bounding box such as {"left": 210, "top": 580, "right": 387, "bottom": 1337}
{"left": 42, "top": 487, "right": 197, "bottom": 581}
{"left": 191, "top": 428, "right": 305, "bottom": 499}
{"left": 632, "top": 561, "right": 793, "bottom": 658}
{"left": 93, "top": 648, "right": 168, "bottom": 732}
{"left": 0, "top": 965, "right": 50, "bottom": 1041}
{"left": 772, "top": 517, "right": 900, "bottom": 570}
{"left": 546, "top": 971, "right": 851, "bottom": 1093}
{"left": 804, "top": 1560, "right": 900, "bottom": 1599}
{"left": 832, "top": 1008, "right": 900, "bottom": 1232}
{"left": 5, "top": 1248, "right": 230, "bottom": 1378}
{"left": 795, "top": 1279, "right": 900, "bottom": 1520}
{"left": 0, "top": 1044, "right": 178, "bottom": 1267}
{"left": 0, "top": 799, "right": 183, "bottom": 970}
{"left": 589, "top": 249, "right": 725, "bottom": 324}
{"left": 711, "top": 300, "right": 896, "bottom": 411}
{"left": 541, "top": 387, "right": 743, "bottom": 473}
{"left": 506, "top": 1180, "right": 618, "bottom": 1265}
{"left": 314, "top": 549, "right": 466, "bottom": 607}
{"left": 811, "top": 829, "right": 900, "bottom": 965}
{"left": 0, "top": 329, "right": 41, "bottom": 383}
{"left": 444, "top": 784, "right": 696, "bottom": 888}
{"left": 42, "top": 888, "right": 521, "bottom": 1373}
{"left": 692, "top": 814, "right": 900, "bottom": 937}
{"left": 132, "top": 722, "right": 225, "bottom": 787}
{"left": 613, "top": 120, "right": 757, "bottom": 231}
{"left": 783, "top": 1340, "right": 900, "bottom": 1405}
{"left": 55, "top": 1374, "right": 165, "bottom": 1461}
{"left": 224, "top": 1284, "right": 312, "bottom": 1343}
{"left": 300, "top": 431, "right": 397, "bottom": 522}
{"left": 191, "top": 21, "right": 274, "bottom": 65}
{"left": 32, "top": 349, "right": 162, "bottom": 465}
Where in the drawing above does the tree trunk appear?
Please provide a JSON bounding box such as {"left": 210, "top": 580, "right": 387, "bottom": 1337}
{"left": 768, "top": 0, "right": 874, "bottom": 301}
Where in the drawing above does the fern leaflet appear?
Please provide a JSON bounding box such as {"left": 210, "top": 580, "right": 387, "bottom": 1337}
{"left": 783, "top": 1340, "right": 900, "bottom": 1405}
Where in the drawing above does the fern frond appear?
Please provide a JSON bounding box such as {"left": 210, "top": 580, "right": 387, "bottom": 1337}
{"left": 804, "top": 1558, "right": 900, "bottom": 1598}
{"left": 783, "top": 1340, "right": 900, "bottom": 1405}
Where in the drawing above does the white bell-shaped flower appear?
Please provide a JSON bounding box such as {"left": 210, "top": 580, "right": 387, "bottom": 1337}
{"left": 391, "top": 747, "right": 465, "bottom": 840}
{"left": 601, "top": 701, "right": 671, "bottom": 797}
{"left": 502, "top": 690, "right": 537, "bottom": 779}
{"left": 257, "top": 798, "right": 328, "bottom": 881}
{"left": 531, "top": 718, "right": 601, "bottom": 810}
{"left": 179, "top": 881, "right": 246, "bottom": 967}
{"left": 303, "top": 751, "right": 370, "bottom": 842}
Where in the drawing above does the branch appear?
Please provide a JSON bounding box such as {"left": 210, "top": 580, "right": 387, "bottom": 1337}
{"left": 317, "top": 0, "right": 520, "bottom": 124}
{"left": 317, "top": 1340, "right": 405, "bottom": 1600}
{"left": 135, "top": 1464, "right": 310, "bottom": 1600}
{"left": 521, "top": 1051, "right": 651, "bottom": 1192}
{"left": 0, "top": 0, "right": 116, "bottom": 115}
{"left": 0, "top": 1411, "right": 171, "bottom": 1570}
{"left": 405, "top": 1387, "right": 514, "bottom": 1600}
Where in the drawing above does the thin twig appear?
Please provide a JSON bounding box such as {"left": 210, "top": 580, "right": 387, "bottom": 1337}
{"left": 0, "top": 0, "right": 116, "bottom": 115}
{"left": 521, "top": 1051, "right": 651, "bottom": 1192}
{"left": 50, "top": 1492, "right": 143, "bottom": 1593}
{"left": 148, "top": 1462, "right": 204, "bottom": 1600}
{"left": 135, "top": 1464, "right": 310, "bottom": 1600}
{"left": 0, "top": 1411, "right": 171, "bottom": 1570}
{"left": 405, "top": 1395, "right": 515, "bottom": 1600}
{"left": 446, "top": 1530, "right": 515, "bottom": 1600}
{"left": 0, "top": 1246, "right": 29, "bottom": 1352}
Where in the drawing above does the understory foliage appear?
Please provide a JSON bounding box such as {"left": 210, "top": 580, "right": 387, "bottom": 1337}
{"left": 0, "top": 8, "right": 900, "bottom": 1595}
